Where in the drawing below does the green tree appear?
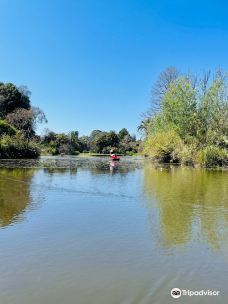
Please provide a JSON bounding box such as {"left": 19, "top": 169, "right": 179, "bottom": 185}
{"left": 0, "top": 120, "right": 17, "bottom": 136}
{"left": 78, "top": 135, "right": 90, "bottom": 152}
{"left": 142, "top": 68, "right": 228, "bottom": 166}
{"left": 0, "top": 83, "right": 31, "bottom": 118}
{"left": 6, "top": 107, "right": 47, "bottom": 144}
{"left": 118, "top": 128, "right": 129, "bottom": 140}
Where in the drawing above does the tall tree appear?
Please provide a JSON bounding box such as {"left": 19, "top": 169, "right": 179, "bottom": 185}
{"left": 151, "top": 67, "right": 179, "bottom": 113}
{"left": 0, "top": 83, "right": 31, "bottom": 118}
{"left": 6, "top": 107, "right": 47, "bottom": 143}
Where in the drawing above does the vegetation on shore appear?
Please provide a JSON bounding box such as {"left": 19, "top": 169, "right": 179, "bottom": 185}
{"left": 0, "top": 83, "right": 45, "bottom": 158}
{"left": 1, "top": 67, "right": 228, "bottom": 168}
{"left": 139, "top": 68, "right": 228, "bottom": 167}
{"left": 40, "top": 128, "right": 140, "bottom": 156}
{"left": 0, "top": 82, "right": 139, "bottom": 158}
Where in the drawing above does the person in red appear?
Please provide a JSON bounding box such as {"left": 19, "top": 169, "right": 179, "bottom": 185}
{"left": 110, "top": 149, "right": 115, "bottom": 157}
{"left": 110, "top": 149, "right": 120, "bottom": 160}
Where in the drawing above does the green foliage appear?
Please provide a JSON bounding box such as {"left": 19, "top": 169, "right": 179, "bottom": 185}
{"left": 177, "top": 144, "right": 197, "bottom": 166}
{"left": 88, "top": 129, "right": 139, "bottom": 154}
{"left": 0, "top": 120, "right": 17, "bottom": 136}
{"left": 118, "top": 128, "right": 129, "bottom": 140}
{"left": 0, "top": 134, "right": 40, "bottom": 159}
{"left": 0, "top": 83, "right": 31, "bottom": 118}
{"left": 141, "top": 68, "right": 228, "bottom": 167}
{"left": 196, "top": 146, "right": 228, "bottom": 167}
{"left": 162, "top": 78, "right": 197, "bottom": 140}
{"left": 143, "top": 130, "right": 183, "bottom": 162}
{"left": 41, "top": 130, "right": 84, "bottom": 155}
{"left": 90, "top": 131, "right": 119, "bottom": 153}
{"left": 0, "top": 82, "right": 47, "bottom": 159}
{"left": 41, "top": 128, "right": 140, "bottom": 156}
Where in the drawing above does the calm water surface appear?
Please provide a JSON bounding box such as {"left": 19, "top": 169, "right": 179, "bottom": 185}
{"left": 0, "top": 157, "right": 228, "bottom": 304}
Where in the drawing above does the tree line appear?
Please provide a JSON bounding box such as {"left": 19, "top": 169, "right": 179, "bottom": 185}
{"left": 0, "top": 82, "right": 139, "bottom": 158}
{"left": 2, "top": 68, "right": 228, "bottom": 167}
{"left": 41, "top": 128, "right": 139, "bottom": 156}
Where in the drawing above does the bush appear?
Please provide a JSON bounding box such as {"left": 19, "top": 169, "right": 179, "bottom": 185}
{"left": 70, "top": 150, "right": 80, "bottom": 156}
{"left": 178, "top": 144, "right": 198, "bottom": 166}
{"left": 143, "top": 130, "right": 183, "bottom": 162}
{"left": 0, "top": 120, "right": 17, "bottom": 136}
{"left": 196, "top": 146, "right": 228, "bottom": 167}
{"left": 0, "top": 134, "right": 40, "bottom": 159}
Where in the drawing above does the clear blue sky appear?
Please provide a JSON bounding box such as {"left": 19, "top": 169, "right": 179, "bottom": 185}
{"left": 1, "top": 0, "right": 228, "bottom": 136}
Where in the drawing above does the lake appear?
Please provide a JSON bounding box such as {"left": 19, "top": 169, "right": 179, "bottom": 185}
{"left": 0, "top": 157, "right": 228, "bottom": 304}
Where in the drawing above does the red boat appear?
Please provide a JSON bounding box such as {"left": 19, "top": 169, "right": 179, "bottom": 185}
{"left": 110, "top": 155, "right": 120, "bottom": 161}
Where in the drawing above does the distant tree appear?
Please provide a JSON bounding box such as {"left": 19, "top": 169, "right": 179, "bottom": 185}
{"left": 108, "top": 131, "right": 120, "bottom": 147}
{"left": 68, "top": 131, "right": 80, "bottom": 152}
{"left": 91, "top": 131, "right": 119, "bottom": 153}
{"left": 89, "top": 130, "right": 103, "bottom": 152}
{"left": 118, "top": 128, "right": 129, "bottom": 140}
{"left": 78, "top": 135, "right": 90, "bottom": 152}
{"left": 55, "top": 133, "right": 69, "bottom": 145}
{"left": 42, "top": 129, "right": 56, "bottom": 144}
{"left": 119, "top": 134, "right": 132, "bottom": 153}
{"left": 93, "top": 133, "right": 109, "bottom": 153}
{"left": 90, "top": 130, "right": 102, "bottom": 139}
{"left": 70, "top": 131, "right": 79, "bottom": 143}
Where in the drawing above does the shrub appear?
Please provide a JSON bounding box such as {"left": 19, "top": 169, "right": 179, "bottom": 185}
{"left": 196, "top": 146, "right": 228, "bottom": 167}
{"left": 178, "top": 144, "right": 198, "bottom": 166}
{"left": 0, "top": 134, "right": 40, "bottom": 159}
{"left": 143, "top": 130, "right": 183, "bottom": 162}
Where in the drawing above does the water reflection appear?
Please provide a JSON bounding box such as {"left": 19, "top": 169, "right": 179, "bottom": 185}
{"left": 0, "top": 161, "right": 139, "bottom": 228}
{"left": 0, "top": 169, "right": 36, "bottom": 227}
{"left": 44, "top": 167, "right": 78, "bottom": 175}
{"left": 143, "top": 165, "right": 228, "bottom": 250}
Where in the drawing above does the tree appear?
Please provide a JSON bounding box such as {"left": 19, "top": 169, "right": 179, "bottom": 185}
{"left": 68, "top": 131, "right": 80, "bottom": 152}
{"left": 90, "top": 131, "right": 119, "bottom": 153}
{"left": 90, "top": 130, "right": 102, "bottom": 139}
{"left": 78, "top": 136, "right": 90, "bottom": 152}
{"left": 161, "top": 77, "right": 197, "bottom": 141}
{"left": 6, "top": 107, "right": 47, "bottom": 143}
{"left": 42, "top": 129, "right": 56, "bottom": 144}
{"left": 108, "top": 131, "right": 120, "bottom": 147}
{"left": 0, "top": 120, "right": 17, "bottom": 136}
{"left": 151, "top": 67, "right": 179, "bottom": 112}
{"left": 142, "top": 68, "right": 228, "bottom": 166}
{"left": 118, "top": 128, "right": 129, "bottom": 140}
{"left": 89, "top": 130, "right": 103, "bottom": 152}
{"left": 0, "top": 83, "right": 31, "bottom": 118}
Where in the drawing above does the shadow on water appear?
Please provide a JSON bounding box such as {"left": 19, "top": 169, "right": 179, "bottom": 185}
{"left": 0, "top": 169, "right": 36, "bottom": 227}
{"left": 44, "top": 167, "right": 78, "bottom": 175}
{"left": 143, "top": 165, "right": 228, "bottom": 250}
